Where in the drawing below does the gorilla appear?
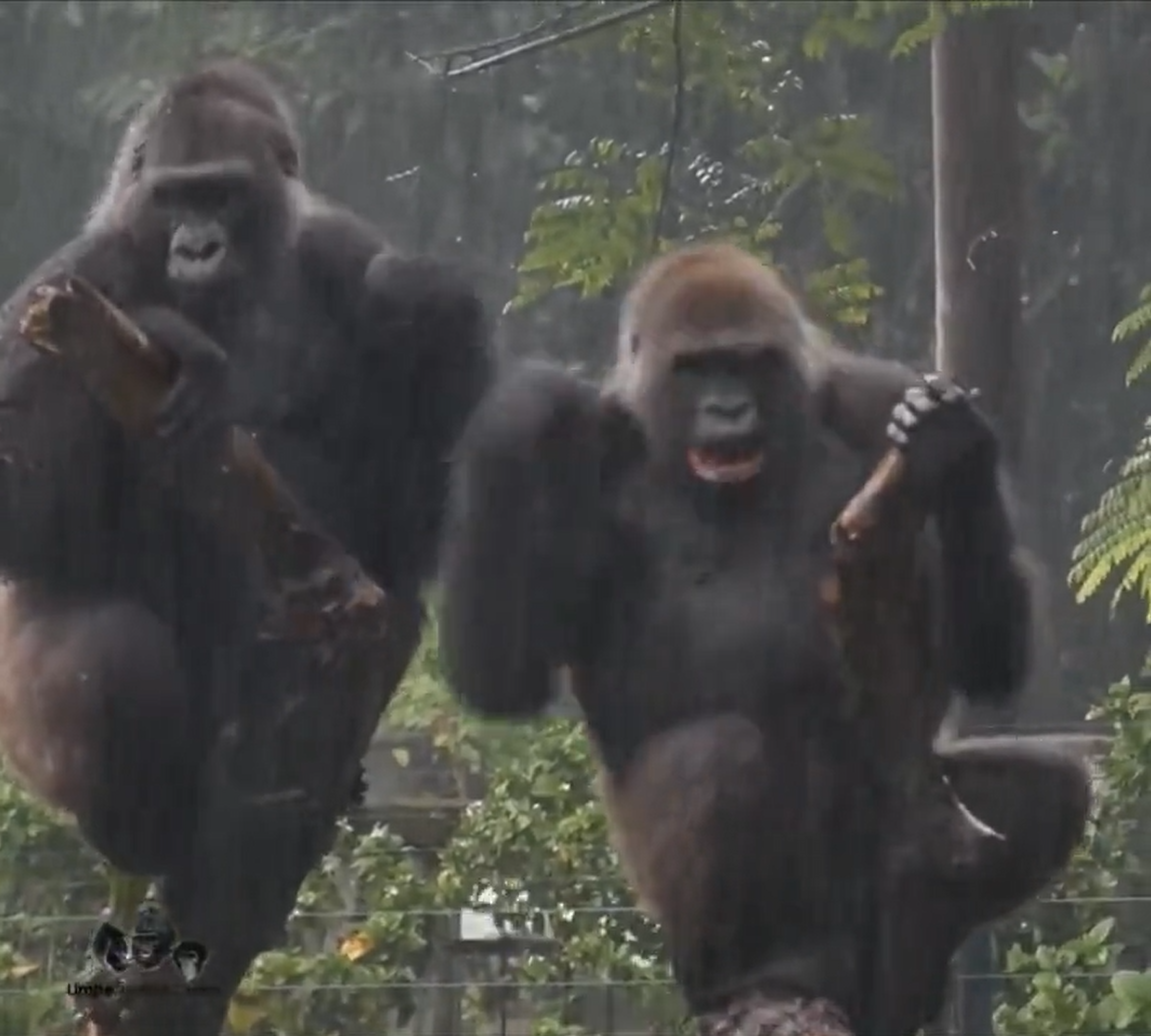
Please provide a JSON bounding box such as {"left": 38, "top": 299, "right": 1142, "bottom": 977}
{"left": 0, "top": 58, "right": 491, "bottom": 989}
{"left": 438, "top": 242, "right": 1090, "bottom": 1036}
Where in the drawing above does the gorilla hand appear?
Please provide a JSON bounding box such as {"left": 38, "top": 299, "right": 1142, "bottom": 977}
{"left": 886, "top": 373, "right": 998, "bottom": 503}
{"left": 131, "top": 306, "right": 229, "bottom": 452}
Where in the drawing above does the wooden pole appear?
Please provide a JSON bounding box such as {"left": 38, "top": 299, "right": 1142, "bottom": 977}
{"left": 931, "top": 9, "right": 1025, "bottom": 467}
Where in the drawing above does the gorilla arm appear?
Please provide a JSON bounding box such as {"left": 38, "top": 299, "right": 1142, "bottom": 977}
{"left": 0, "top": 231, "right": 145, "bottom": 587}
{"left": 439, "top": 362, "right": 641, "bottom": 720}
{"left": 818, "top": 349, "right": 1035, "bottom": 705}
{"left": 297, "top": 209, "right": 493, "bottom": 595}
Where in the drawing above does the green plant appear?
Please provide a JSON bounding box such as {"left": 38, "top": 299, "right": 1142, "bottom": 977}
{"left": 1070, "top": 286, "right": 1151, "bottom": 615}
{"left": 994, "top": 677, "right": 1151, "bottom": 1036}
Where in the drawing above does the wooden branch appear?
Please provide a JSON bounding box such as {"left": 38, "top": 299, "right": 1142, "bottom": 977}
{"left": 19, "top": 276, "right": 387, "bottom": 643}
{"left": 829, "top": 448, "right": 906, "bottom": 558}
{"left": 444, "top": 0, "right": 670, "bottom": 78}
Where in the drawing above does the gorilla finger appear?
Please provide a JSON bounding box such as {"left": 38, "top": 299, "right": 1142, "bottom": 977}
{"left": 937, "top": 381, "right": 967, "bottom": 405}
{"left": 904, "top": 385, "right": 940, "bottom": 415}
{"left": 155, "top": 381, "right": 212, "bottom": 444}
{"left": 891, "top": 401, "right": 923, "bottom": 431}
{"left": 154, "top": 383, "right": 190, "bottom": 436}
{"left": 923, "top": 372, "right": 966, "bottom": 404}
{"left": 886, "top": 421, "right": 910, "bottom": 447}
{"left": 154, "top": 379, "right": 196, "bottom": 437}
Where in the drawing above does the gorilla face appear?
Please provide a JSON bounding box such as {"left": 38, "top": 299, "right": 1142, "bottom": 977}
{"left": 123, "top": 95, "right": 297, "bottom": 316}
{"left": 668, "top": 345, "right": 813, "bottom": 493}
{"left": 145, "top": 160, "right": 279, "bottom": 289}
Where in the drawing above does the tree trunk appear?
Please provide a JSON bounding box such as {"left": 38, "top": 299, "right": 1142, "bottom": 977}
{"left": 932, "top": 9, "right": 1025, "bottom": 467}
{"left": 930, "top": 14, "right": 1026, "bottom": 1036}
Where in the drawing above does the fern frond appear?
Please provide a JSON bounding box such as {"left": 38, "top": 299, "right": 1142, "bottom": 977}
{"left": 1069, "top": 428, "right": 1151, "bottom": 613}
{"left": 1125, "top": 338, "right": 1151, "bottom": 386}
{"left": 1112, "top": 301, "right": 1151, "bottom": 344}
{"left": 1072, "top": 282, "right": 1151, "bottom": 612}
{"left": 1114, "top": 286, "right": 1151, "bottom": 384}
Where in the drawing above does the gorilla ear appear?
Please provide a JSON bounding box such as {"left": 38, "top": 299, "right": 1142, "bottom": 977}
{"left": 275, "top": 137, "right": 300, "bottom": 179}
{"left": 91, "top": 922, "right": 130, "bottom": 972}
{"left": 598, "top": 398, "right": 647, "bottom": 488}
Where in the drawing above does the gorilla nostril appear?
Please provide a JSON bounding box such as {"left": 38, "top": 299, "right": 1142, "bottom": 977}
{"left": 706, "top": 398, "right": 752, "bottom": 422}
{"left": 168, "top": 223, "right": 228, "bottom": 281}
{"left": 170, "top": 224, "right": 226, "bottom": 260}
{"left": 176, "top": 242, "right": 221, "bottom": 264}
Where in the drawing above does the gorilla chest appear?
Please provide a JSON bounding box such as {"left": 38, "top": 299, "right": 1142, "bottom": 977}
{"left": 606, "top": 534, "right": 847, "bottom": 723}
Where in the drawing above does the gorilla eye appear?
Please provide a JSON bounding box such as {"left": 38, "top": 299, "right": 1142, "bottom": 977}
{"left": 749, "top": 347, "right": 795, "bottom": 380}
{"left": 671, "top": 353, "right": 713, "bottom": 376}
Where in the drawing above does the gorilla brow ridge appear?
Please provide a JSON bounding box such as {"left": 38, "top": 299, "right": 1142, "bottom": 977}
{"left": 85, "top": 59, "right": 301, "bottom": 233}
{"left": 609, "top": 241, "right": 812, "bottom": 403}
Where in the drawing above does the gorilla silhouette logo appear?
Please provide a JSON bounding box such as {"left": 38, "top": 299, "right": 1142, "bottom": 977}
{"left": 90, "top": 901, "right": 208, "bottom": 983}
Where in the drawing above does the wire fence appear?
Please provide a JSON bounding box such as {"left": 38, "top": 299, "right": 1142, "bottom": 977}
{"left": 0, "top": 838, "right": 1145, "bottom": 1036}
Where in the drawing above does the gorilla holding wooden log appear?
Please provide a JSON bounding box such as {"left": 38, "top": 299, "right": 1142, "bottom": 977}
{"left": 439, "top": 242, "right": 1090, "bottom": 1036}
{"left": 0, "top": 56, "right": 491, "bottom": 1010}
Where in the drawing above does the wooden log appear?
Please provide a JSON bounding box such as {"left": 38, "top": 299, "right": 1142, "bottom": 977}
{"left": 830, "top": 448, "right": 905, "bottom": 556}
{"left": 18, "top": 277, "right": 423, "bottom": 1036}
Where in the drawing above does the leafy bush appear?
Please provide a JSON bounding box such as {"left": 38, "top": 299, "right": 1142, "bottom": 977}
{"left": 994, "top": 677, "right": 1151, "bottom": 1036}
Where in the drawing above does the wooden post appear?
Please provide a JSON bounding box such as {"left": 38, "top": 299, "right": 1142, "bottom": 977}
{"left": 931, "top": 8, "right": 1025, "bottom": 467}
{"left": 931, "top": 13, "right": 1026, "bottom": 1036}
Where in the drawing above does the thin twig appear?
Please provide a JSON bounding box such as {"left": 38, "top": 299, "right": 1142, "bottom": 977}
{"left": 445, "top": 0, "right": 672, "bottom": 79}
{"left": 416, "top": 2, "right": 597, "bottom": 62}
{"left": 651, "top": 0, "right": 686, "bottom": 252}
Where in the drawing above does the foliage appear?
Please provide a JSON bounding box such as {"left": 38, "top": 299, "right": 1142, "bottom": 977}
{"left": 0, "top": 777, "right": 105, "bottom": 1035}
{"left": 994, "top": 676, "right": 1151, "bottom": 1036}
{"left": 1070, "top": 286, "right": 1151, "bottom": 616}
{"left": 513, "top": 0, "right": 896, "bottom": 330}
{"left": 803, "top": 0, "right": 1033, "bottom": 63}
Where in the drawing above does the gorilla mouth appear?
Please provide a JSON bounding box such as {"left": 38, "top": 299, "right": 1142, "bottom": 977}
{"left": 687, "top": 447, "right": 765, "bottom": 484}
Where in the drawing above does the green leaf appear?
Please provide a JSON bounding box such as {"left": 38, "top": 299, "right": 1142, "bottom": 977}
{"left": 1112, "top": 970, "right": 1151, "bottom": 1011}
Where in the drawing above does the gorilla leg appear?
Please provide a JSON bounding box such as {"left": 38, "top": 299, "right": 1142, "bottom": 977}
{"left": 867, "top": 736, "right": 1092, "bottom": 1036}
{"left": 940, "top": 736, "right": 1092, "bottom": 921}
{"left": 0, "top": 585, "right": 198, "bottom": 869}
{"left": 600, "top": 714, "right": 866, "bottom": 1018}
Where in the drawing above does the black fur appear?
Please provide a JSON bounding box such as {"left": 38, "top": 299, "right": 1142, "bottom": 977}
{"left": 0, "top": 59, "right": 491, "bottom": 959}
{"left": 439, "top": 244, "right": 1088, "bottom": 1036}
